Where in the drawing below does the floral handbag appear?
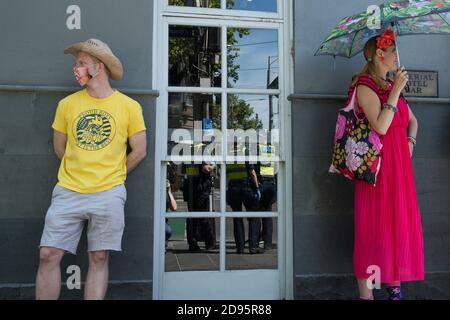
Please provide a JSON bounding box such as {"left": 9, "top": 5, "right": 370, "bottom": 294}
{"left": 328, "top": 88, "right": 383, "bottom": 186}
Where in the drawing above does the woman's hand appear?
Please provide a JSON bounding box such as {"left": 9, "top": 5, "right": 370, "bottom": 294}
{"left": 409, "top": 142, "right": 414, "bottom": 158}
{"left": 392, "top": 66, "right": 409, "bottom": 94}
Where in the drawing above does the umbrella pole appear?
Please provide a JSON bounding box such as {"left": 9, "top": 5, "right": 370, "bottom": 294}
{"left": 392, "top": 21, "right": 401, "bottom": 68}
{"left": 395, "top": 35, "right": 401, "bottom": 69}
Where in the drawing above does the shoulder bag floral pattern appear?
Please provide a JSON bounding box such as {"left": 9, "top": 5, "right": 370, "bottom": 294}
{"left": 329, "top": 88, "right": 383, "bottom": 186}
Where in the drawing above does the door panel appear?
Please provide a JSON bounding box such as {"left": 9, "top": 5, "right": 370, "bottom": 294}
{"left": 155, "top": 0, "right": 289, "bottom": 300}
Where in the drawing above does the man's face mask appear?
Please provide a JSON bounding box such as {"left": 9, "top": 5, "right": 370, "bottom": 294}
{"left": 73, "top": 63, "right": 100, "bottom": 86}
{"left": 73, "top": 66, "right": 90, "bottom": 86}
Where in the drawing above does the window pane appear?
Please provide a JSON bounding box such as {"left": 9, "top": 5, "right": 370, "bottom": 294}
{"left": 168, "top": 0, "right": 221, "bottom": 8}
{"left": 168, "top": 93, "right": 222, "bottom": 157}
{"left": 169, "top": 26, "right": 221, "bottom": 87}
{"left": 165, "top": 218, "right": 220, "bottom": 272}
{"left": 226, "top": 94, "right": 279, "bottom": 213}
{"left": 228, "top": 28, "right": 278, "bottom": 89}
{"left": 166, "top": 163, "right": 221, "bottom": 213}
{"left": 225, "top": 217, "right": 278, "bottom": 270}
{"left": 226, "top": 164, "right": 278, "bottom": 213}
{"left": 227, "top": 94, "right": 280, "bottom": 156}
{"left": 227, "top": 0, "right": 277, "bottom": 12}
{"left": 227, "top": 94, "right": 279, "bottom": 131}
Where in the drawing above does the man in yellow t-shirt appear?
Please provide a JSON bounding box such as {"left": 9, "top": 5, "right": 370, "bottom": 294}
{"left": 36, "top": 39, "right": 147, "bottom": 300}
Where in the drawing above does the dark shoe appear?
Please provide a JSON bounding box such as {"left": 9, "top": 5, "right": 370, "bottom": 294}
{"left": 264, "top": 244, "right": 273, "bottom": 250}
{"left": 236, "top": 247, "right": 245, "bottom": 255}
{"left": 249, "top": 247, "right": 265, "bottom": 254}
{"left": 189, "top": 244, "right": 201, "bottom": 252}
{"left": 205, "top": 243, "right": 218, "bottom": 250}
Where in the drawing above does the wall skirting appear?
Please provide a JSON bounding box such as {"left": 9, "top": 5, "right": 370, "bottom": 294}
{"left": 295, "top": 272, "right": 450, "bottom": 300}
{"left": 0, "top": 85, "right": 159, "bottom": 97}
{"left": 288, "top": 93, "right": 450, "bottom": 104}
{"left": 0, "top": 281, "right": 153, "bottom": 300}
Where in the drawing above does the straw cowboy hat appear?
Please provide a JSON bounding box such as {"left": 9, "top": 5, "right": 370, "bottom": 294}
{"left": 64, "top": 39, "right": 123, "bottom": 81}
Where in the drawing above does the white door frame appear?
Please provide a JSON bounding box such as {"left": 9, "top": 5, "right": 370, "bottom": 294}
{"left": 152, "top": 0, "right": 294, "bottom": 300}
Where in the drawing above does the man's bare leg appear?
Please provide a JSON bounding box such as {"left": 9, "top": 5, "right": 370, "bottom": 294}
{"left": 36, "top": 247, "right": 65, "bottom": 300}
{"left": 84, "top": 250, "right": 109, "bottom": 300}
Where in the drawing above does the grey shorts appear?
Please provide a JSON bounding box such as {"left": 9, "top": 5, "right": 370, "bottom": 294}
{"left": 40, "top": 184, "right": 127, "bottom": 255}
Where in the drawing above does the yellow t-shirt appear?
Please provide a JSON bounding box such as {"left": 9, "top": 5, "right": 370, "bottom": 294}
{"left": 52, "top": 89, "right": 146, "bottom": 193}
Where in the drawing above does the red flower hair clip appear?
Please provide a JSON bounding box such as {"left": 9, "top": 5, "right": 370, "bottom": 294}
{"left": 376, "top": 29, "right": 396, "bottom": 49}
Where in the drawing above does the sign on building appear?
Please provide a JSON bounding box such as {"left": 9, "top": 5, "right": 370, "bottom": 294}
{"left": 404, "top": 70, "right": 439, "bottom": 98}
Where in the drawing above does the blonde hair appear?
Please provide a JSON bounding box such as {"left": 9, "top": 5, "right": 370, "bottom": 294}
{"left": 352, "top": 36, "right": 390, "bottom": 90}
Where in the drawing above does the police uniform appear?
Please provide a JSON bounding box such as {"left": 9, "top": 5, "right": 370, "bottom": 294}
{"left": 183, "top": 164, "right": 216, "bottom": 251}
{"left": 257, "top": 145, "right": 277, "bottom": 249}
{"left": 227, "top": 163, "right": 260, "bottom": 254}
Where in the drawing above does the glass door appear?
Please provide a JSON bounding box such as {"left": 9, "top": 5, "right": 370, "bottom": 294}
{"left": 153, "top": 0, "right": 292, "bottom": 300}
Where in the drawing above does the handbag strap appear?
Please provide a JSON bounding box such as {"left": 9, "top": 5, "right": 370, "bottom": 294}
{"left": 347, "top": 75, "right": 385, "bottom": 121}
{"left": 343, "top": 87, "right": 361, "bottom": 120}
{"left": 354, "top": 75, "right": 386, "bottom": 116}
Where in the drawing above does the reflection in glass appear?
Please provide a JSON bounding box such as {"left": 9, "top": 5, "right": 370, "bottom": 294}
{"left": 228, "top": 94, "right": 279, "bottom": 130}
{"left": 166, "top": 162, "right": 221, "bottom": 213}
{"left": 227, "top": 94, "right": 280, "bottom": 159}
{"left": 227, "top": 0, "right": 277, "bottom": 12}
{"left": 225, "top": 218, "right": 278, "bottom": 270}
{"left": 168, "top": 0, "right": 221, "bottom": 8}
{"left": 168, "top": 93, "right": 221, "bottom": 157}
{"left": 168, "top": 0, "right": 277, "bottom": 12}
{"left": 169, "top": 25, "right": 221, "bottom": 87}
{"left": 226, "top": 164, "right": 277, "bottom": 213}
{"left": 227, "top": 28, "right": 278, "bottom": 89}
{"left": 165, "top": 163, "right": 220, "bottom": 272}
{"left": 165, "top": 218, "right": 220, "bottom": 272}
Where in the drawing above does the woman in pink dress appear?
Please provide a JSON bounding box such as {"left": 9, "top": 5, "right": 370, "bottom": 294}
{"left": 350, "top": 30, "right": 424, "bottom": 300}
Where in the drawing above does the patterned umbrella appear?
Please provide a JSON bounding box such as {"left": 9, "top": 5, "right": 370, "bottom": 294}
{"left": 315, "top": 0, "right": 450, "bottom": 66}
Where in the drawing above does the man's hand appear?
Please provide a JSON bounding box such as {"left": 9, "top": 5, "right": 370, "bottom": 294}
{"left": 254, "top": 188, "right": 261, "bottom": 202}
{"left": 127, "top": 131, "right": 147, "bottom": 174}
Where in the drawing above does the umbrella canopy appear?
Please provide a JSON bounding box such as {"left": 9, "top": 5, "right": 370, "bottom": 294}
{"left": 315, "top": 0, "right": 450, "bottom": 58}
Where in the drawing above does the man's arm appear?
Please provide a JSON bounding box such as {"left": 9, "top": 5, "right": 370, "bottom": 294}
{"left": 53, "top": 130, "right": 67, "bottom": 160}
{"left": 127, "top": 131, "right": 147, "bottom": 174}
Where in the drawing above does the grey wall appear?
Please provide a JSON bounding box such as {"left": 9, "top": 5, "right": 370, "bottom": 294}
{"left": 293, "top": 0, "right": 450, "bottom": 299}
{"left": 0, "top": 0, "right": 156, "bottom": 298}
{"left": 0, "top": 0, "right": 154, "bottom": 89}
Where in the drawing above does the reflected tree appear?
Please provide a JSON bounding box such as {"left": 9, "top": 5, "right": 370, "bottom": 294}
{"left": 168, "top": 1, "right": 263, "bottom": 131}
{"left": 212, "top": 94, "right": 263, "bottom": 131}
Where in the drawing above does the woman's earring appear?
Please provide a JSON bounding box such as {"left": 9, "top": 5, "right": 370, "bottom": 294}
{"left": 379, "top": 56, "right": 385, "bottom": 63}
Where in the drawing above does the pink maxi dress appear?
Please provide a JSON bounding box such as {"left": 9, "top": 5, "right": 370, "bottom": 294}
{"left": 351, "top": 74, "right": 424, "bottom": 283}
